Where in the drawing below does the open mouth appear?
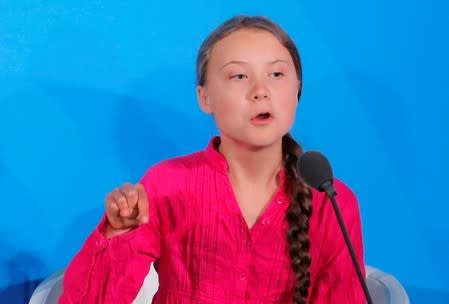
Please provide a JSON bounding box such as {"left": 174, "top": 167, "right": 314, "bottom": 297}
{"left": 254, "top": 112, "right": 271, "bottom": 120}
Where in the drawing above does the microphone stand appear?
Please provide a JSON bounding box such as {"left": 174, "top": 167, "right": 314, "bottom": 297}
{"left": 322, "top": 181, "right": 374, "bottom": 304}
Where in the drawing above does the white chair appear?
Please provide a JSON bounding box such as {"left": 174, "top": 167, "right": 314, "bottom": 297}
{"left": 28, "top": 265, "right": 159, "bottom": 304}
{"left": 29, "top": 265, "right": 409, "bottom": 304}
{"left": 28, "top": 269, "right": 65, "bottom": 304}
{"left": 365, "top": 265, "right": 409, "bottom": 304}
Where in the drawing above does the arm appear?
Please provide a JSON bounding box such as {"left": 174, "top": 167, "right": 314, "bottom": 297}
{"left": 59, "top": 170, "right": 162, "bottom": 304}
{"left": 309, "top": 180, "right": 366, "bottom": 304}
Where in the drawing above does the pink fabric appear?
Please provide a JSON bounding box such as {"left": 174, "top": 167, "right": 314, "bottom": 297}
{"left": 59, "top": 137, "right": 366, "bottom": 304}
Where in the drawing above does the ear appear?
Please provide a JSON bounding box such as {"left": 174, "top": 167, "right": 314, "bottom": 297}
{"left": 197, "top": 85, "right": 213, "bottom": 114}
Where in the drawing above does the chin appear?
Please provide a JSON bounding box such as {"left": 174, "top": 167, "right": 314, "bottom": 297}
{"left": 221, "top": 127, "right": 288, "bottom": 149}
{"left": 241, "top": 134, "right": 284, "bottom": 150}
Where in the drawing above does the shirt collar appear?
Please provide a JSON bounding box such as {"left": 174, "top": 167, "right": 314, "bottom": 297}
{"left": 203, "top": 136, "right": 287, "bottom": 188}
{"left": 203, "top": 136, "right": 229, "bottom": 174}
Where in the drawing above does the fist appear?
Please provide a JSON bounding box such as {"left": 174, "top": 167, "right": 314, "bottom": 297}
{"left": 103, "top": 183, "right": 149, "bottom": 238}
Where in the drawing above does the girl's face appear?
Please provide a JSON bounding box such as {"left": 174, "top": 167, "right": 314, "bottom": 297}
{"left": 197, "top": 28, "right": 300, "bottom": 149}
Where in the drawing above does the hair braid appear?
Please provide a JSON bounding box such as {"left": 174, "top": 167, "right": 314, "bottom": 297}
{"left": 283, "top": 133, "right": 312, "bottom": 304}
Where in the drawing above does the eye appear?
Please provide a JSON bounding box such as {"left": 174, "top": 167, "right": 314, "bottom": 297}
{"left": 271, "top": 71, "right": 284, "bottom": 78}
{"left": 230, "top": 73, "right": 248, "bottom": 80}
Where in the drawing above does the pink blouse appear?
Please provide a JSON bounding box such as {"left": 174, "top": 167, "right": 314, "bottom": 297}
{"left": 59, "top": 137, "right": 366, "bottom": 304}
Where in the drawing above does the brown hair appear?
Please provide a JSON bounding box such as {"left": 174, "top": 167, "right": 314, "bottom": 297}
{"left": 196, "top": 16, "right": 312, "bottom": 303}
{"left": 196, "top": 15, "right": 302, "bottom": 100}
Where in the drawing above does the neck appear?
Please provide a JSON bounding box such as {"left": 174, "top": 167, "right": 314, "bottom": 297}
{"left": 218, "top": 136, "right": 283, "bottom": 188}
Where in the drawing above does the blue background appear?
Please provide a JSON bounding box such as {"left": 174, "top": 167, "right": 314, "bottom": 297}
{"left": 1, "top": 1, "right": 448, "bottom": 303}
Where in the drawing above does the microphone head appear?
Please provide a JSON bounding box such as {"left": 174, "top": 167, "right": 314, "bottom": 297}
{"left": 297, "top": 151, "right": 334, "bottom": 192}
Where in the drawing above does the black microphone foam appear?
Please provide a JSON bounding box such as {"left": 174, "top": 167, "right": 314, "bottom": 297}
{"left": 297, "top": 151, "right": 334, "bottom": 192}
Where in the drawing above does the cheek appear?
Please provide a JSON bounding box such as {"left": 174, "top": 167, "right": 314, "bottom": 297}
{"left": 213, "top": 100, "right": 236, "bottom": 116}
{"left": 273, "top": 77, "right": 300, "bottom": 97}
{"left": 284, "top": 102, "right": 298, "bottom": 125}
{"left": 278, "top": 91, "right": 299, "bottom": 126}
{"left": 209, "top": 97, "right": 244, "bottom": 130}
{"left": 208, "top": 86, "right": 246, "bottom": 114}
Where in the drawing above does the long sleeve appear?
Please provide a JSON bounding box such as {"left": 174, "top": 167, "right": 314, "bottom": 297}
{"left": 59, "top": 171, "right": 162, "bottom": 304}
{"left": 309, "top": 180, "right": 366, "bottom": 304}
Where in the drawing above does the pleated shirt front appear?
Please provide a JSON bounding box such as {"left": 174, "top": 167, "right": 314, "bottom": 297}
{"left": 60, "top": 137, "right": 365, "bottom": 304}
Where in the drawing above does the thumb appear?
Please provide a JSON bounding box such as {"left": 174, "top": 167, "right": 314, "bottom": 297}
{"left": 136, "top": 183, "right": 149, "bottom": 224}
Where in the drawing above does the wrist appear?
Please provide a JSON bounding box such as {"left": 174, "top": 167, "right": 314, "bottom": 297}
{"left": 102, "top": 220, "right": 133, "bottom": 239}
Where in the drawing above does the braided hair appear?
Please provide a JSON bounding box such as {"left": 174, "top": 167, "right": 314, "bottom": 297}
{"left": 283, "top": 133, "right": 312, "bottom": 303}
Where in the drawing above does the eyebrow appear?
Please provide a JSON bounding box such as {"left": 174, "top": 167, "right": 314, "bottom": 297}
{"left": 220, "top": 59, "right": 291, "bottom": 70}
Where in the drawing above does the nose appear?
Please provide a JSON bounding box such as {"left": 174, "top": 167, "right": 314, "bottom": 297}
{"left": 249, "top": 78, "right": 269, "bottom": 101}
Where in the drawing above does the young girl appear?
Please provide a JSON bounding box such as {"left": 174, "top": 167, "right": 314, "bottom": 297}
{"left": 59, "top": 16, "right": 366, "bottom": 304}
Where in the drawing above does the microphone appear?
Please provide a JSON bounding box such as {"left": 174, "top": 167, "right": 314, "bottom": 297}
{"left": 297, "top": 151, "right": 373, "bottom": 304}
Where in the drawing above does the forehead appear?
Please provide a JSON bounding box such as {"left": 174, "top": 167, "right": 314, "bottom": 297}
{"left": 208, "top": 29, "right": 293, "bottom": 65}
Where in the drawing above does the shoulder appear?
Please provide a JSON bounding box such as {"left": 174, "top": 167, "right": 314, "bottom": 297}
{"left": 310, "top": 178, "right": 361, "bottom": 227}
{"left": 308, "top": 178, "right": 365, "bottom": 281}
{"left": 311, "top": 178, "right": 358, "bottom": 207}
{"left": 333, "top": 178, "right": 358, "bottom": 209}
{"left": 308, "top": 178, "right": 364, "bottom": 265}
{"left": 139, "top": 150, "right": 207, "bottom": 190}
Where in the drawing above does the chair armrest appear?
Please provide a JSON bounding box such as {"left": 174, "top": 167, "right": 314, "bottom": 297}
{"left": 28, "top": 269, "right": 64, "bottom": 304}
{"left": 366, "top": 265, "right": 409, "bottom": 304}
